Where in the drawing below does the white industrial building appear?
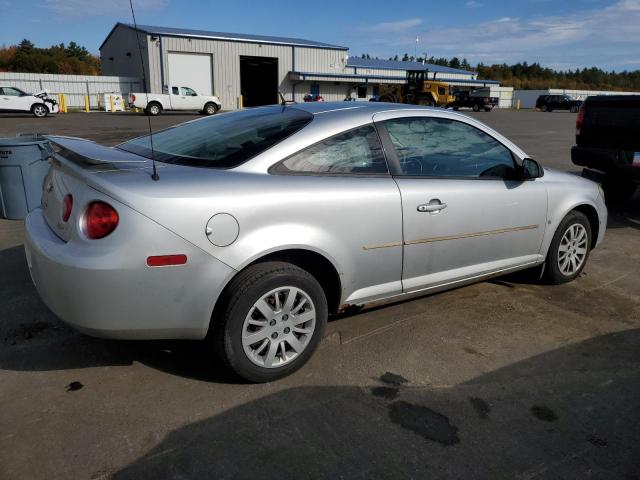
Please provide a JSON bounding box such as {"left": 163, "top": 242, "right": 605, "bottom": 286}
{"left": 100, "top": 23, "right": 511, "bottom": 110}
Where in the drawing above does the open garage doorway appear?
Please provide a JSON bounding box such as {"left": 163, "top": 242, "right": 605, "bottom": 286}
{"left": 240, "top": 56, "right": 278, "bottom": 107}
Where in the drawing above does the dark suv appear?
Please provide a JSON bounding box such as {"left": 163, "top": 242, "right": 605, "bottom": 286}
{"left": 536, "top": 94, "right": 582, "bottom": 112}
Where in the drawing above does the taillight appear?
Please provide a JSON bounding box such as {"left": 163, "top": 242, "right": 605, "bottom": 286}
{"left": 85, "top": 201, "right": 119, "bottom": 239}
{"left": 131, "top": 94, "right": 136, "bottom": 102}
{"left": 62, "top": 194, "right": 73, "bottom": 222}
{"left": 576, "top": 104, "right": 585, "bottom": 135}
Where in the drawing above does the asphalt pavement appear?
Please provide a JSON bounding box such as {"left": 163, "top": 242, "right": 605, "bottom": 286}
{"left": 0, "top": 108, "right": 638, "bottom": 479}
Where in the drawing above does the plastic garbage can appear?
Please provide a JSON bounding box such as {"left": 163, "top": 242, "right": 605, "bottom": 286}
{"left": 0, "top": 135, "right": 53, "bottom": 220}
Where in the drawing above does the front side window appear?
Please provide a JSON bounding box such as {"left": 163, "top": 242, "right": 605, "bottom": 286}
{"left": 384, "top": 117, "right": 517, "bottom": 179}
{"left": 274, "top": 125, "right": 388, "bottom": 175}
{"left": 118, "top": 106, "right": 313, "bottom": 168}
{"left": 181, "top": 87, "right": 197, "bottom": 96}
{"left": 1, "top": 87, "right": 24, "bottom": 96}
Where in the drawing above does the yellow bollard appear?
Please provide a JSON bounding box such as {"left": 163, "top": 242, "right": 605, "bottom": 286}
{"left": 97, "top": 94, "right": 101, "bottom": 110}
{"left": 109, "top": 95, "right": 115, "bottom": 112}
{"left": 238, "top": 95, "right": 243, "bottom": 109}
{"left": 62, "top": 94, "right": 67, "bottom": 113}
{"left": 516, "top": 99, "right": 521, "bottom": 111}
{"left": 84, "top": 95, "right": 89, "bottom": 112}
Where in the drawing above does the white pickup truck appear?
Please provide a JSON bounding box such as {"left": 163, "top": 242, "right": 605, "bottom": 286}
{"left": 128, "top": 86, "right": 222, "bottom": 116}
{"left": 0, "top": 86, "right": 59, "bottom": 117}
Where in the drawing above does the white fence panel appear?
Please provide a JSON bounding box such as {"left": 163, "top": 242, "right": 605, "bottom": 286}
{"left": 0, "top": 72, "right": 142, "bottom": 108}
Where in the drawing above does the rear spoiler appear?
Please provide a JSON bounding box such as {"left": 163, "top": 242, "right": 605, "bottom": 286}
{"left": 46, "top": 135, "right": 147, "bottom": 165}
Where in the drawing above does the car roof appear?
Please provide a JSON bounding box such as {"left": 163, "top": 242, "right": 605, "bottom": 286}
{"left": 286, "top": 101, "right": 437, "bottom": 123}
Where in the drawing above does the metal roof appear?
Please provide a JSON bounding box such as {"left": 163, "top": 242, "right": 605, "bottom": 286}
{"left": 347, "top": 57, "right": 476, "bottom": 75}
{"left": 100, "top": 23, "right": 348, "bottom": 51}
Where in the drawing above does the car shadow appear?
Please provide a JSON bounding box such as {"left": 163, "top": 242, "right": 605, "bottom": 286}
{"left": 112, "top": 328, "right": 640, "bottom": 479}
{"left": 0, "top": 244, "right": 238, "bottom": 383}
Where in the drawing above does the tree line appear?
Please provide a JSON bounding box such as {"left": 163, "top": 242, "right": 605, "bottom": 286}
{"left": 360, "top": 53, "right": 640, "bottom": 91}
{"left": 0, "top": 39, "right": 101, "bottom": 75}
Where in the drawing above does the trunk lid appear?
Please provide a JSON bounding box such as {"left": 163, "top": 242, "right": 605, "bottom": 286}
{"left": 41, "top": 136, "right": 156, "bottom": 241}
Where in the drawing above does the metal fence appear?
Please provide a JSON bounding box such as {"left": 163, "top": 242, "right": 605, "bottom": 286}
{"left": 0, "top": 72, "right": 142, "bottom": 109}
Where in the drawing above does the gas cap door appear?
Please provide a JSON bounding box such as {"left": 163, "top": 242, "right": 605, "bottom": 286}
{"left": 205, "top": 213, "right": 239, "bottom": 247}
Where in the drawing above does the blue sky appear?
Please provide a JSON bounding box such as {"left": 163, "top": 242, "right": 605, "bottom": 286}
{"left": 1, "top": 0, "right": 639, "bottom": 71}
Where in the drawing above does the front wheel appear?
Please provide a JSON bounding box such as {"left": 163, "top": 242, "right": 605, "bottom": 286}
{"left": 484, "top": 106, "right": 493, "bottom": 112}
{"left": 544, "top": 211, "right": 591, "bottom": 284}
{"left": 540, "top": 105, "right": 548, "bottom": 112}
{"left": 570, "top": 105, "right": 579, "bottom": 113}
{"left": 32, "top": 104, "right": 48, "bottom": 118}
{"left": 472, "top": 104, "right": 480, "bottom": 112}
{"left": 214, "top": 261, "right": 328, "bottom": 382}
{"left": 203, "top": 102, "right": 219, "bottom": 115}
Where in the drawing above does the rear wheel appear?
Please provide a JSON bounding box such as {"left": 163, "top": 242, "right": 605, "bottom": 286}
{"left": 31, "top": 104, "right": 48, "bottom": 118}
{"left": 484, "top": 106, "right": 493, "bottom": 112}
{"left": 472, "top": 104, "right": 480, "bottom": 112}
{"left": 570, "top": 105, "right": 579, "bottom": 113}
{"left": 203, "top": 102, "right": 219, "bottom": 115}
{"left": 213, "top": 261, "right": 327, "bottom": 382}
{"left": 544, "top": 211, "right": 591, "bottom": 284}
{"left": 146, "top": 102, "right": 162, "bottom": 116}
{"left": 540, "top": 104, "right": 548, "bottom": 112}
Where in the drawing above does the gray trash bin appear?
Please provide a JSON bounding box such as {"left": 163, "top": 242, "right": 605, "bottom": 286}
{"left": 0, "top": 135, "right": 53, "bottom": 220}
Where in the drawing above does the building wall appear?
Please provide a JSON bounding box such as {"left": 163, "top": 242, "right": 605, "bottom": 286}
{"left": 100, "top": 25, "right": 149, "bottom": 90}
{"left": 130, "top": 33, "right": 348, "bottom": 110}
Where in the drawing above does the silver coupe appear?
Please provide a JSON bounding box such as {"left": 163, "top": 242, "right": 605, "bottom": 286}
{"left": 24, "top": 102, "right": 607, "bottom": 382}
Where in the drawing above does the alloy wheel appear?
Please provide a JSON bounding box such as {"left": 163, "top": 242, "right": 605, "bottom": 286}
{"left": 242, "top": 286, "right": 316, "bottom": 368}
{"left": 557, "top": 223, "right": 588, "bottom": 275}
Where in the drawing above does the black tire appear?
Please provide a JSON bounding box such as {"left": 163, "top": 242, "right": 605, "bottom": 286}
{"left": 31, "top": 103, "right": 48, "bottom": 118}
{"left": 484, "top": 106, "right": 493, "bottom": 112}
{"left": 213, "top": 261, "right": 328, "bottom": 383}
{"left": 602, "top": 179, "right": 637, "bottom": 205}
{"left": 540, "top": 104, "right": 548, "bottom": 112}
{"left": 416, "top": 97, "right": 435, "bottom": 107}
{"left": 472, "top": 104, "right": 480, "bottom": 112}
{"left": 570, "top": 105, "right": 579, "bottom": 113}
{"left": 146, "top": 102, "right": 162, "bottom": 116}
{"left": 203, "top": 102, "right": 219, "bottom": 115}
{"left": 544, "top": 211, "right": 592, "bottom": 284}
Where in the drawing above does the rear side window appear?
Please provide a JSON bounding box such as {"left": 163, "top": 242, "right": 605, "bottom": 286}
{"left": 384, "top": 117, "right": 517, "bottom": 179}
{"left": 273, "top": 125, "right": 388, "bottom": 175}
{"left": 117, "top": 106, "right": 313, "bottom": 168}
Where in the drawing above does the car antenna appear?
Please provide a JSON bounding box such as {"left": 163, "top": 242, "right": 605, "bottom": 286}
{"left": 129, "top": 0, "right": 159, "bottom": 181}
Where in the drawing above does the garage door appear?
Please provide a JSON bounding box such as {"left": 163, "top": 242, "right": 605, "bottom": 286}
{"left": 167, "top": 52, "right": 213, "bottom": 96}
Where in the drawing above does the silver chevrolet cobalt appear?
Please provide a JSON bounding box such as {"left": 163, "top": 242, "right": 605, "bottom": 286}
{"left": 25, "top": 102, "right": 607, "bottom": 382}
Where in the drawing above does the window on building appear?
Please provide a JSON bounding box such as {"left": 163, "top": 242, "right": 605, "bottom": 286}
{"left": 274, "top": 125, "right": 388, "bottom": 175}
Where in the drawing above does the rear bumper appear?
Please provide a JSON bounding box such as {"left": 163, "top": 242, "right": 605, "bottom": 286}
{"left": 24, "top": 207, "right": 234, "bottom": 340}
{"left": 572, "top": 146, "right": 640, "bottom": 182}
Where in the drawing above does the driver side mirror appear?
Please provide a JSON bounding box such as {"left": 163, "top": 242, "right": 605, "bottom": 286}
{"left": 521, "top": 158, "right": 543, "bottom": 179}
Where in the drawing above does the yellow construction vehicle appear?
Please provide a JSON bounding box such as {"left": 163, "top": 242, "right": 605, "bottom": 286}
{"left": 377, "top": 69, "right": 455, "bottom": 107}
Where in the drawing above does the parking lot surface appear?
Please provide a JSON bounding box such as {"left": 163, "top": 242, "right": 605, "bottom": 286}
{"left": 1, "top": 109, "right": 639, "bottom": 479}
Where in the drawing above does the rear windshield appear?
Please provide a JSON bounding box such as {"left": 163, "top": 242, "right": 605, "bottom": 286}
{"left": 117, "top": 106, "right": 313, "bottom": 168}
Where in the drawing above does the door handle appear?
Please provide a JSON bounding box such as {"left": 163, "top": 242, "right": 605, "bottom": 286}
{"left": 417, "top": 200, "right": 447, "bottom": 213}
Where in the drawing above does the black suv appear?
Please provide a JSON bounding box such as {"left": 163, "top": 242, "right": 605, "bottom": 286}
{"left": 536, "top": 94, "right": 582, "bottom": 112}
